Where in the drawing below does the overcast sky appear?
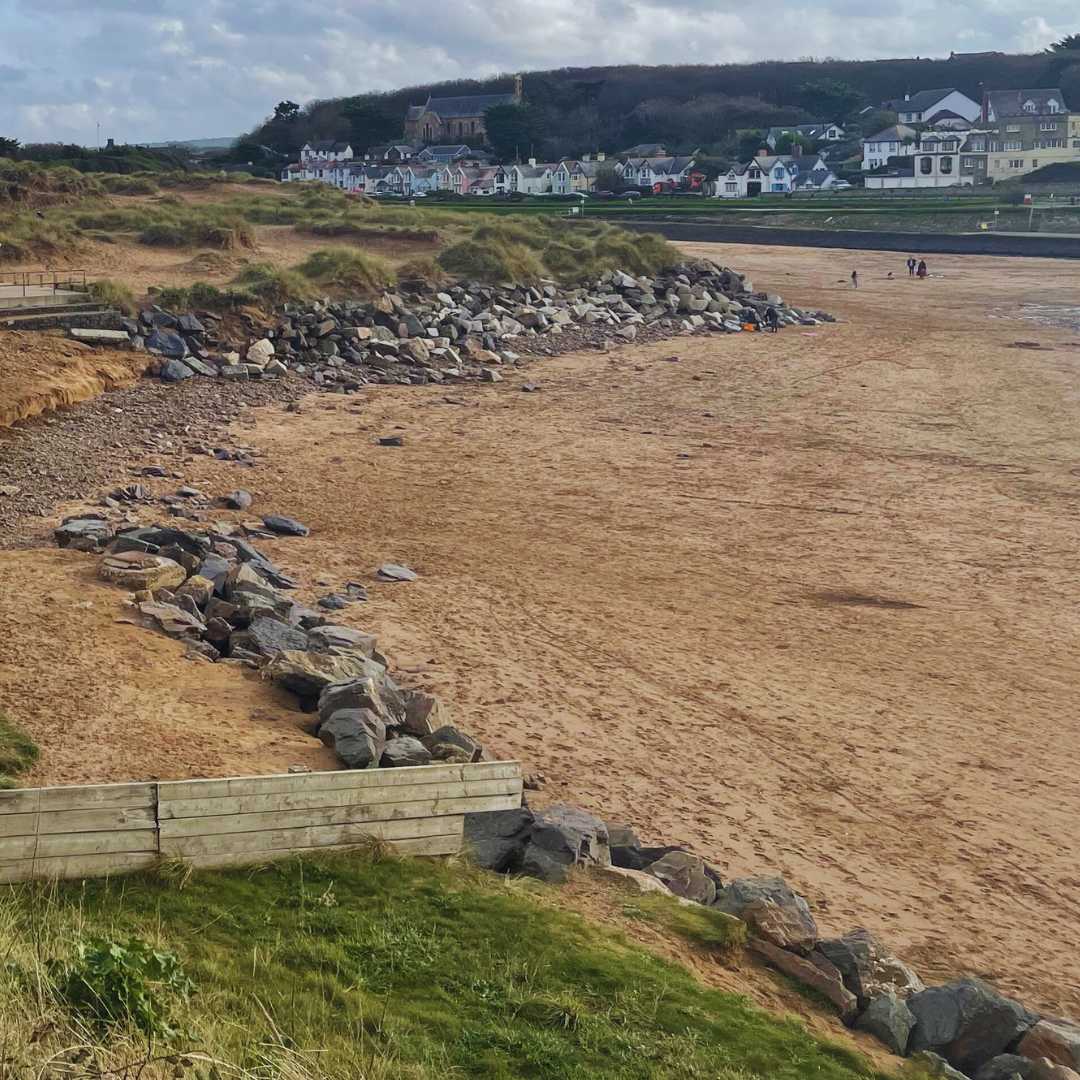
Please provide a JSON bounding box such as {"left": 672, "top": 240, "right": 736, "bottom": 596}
{"left": 0, "top": 0, "right": 1075, "bottom": 145}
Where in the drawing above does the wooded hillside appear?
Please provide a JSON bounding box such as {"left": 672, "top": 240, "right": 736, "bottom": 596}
{"left": 240, "top": 49, "right": 1080, "bottom": 162}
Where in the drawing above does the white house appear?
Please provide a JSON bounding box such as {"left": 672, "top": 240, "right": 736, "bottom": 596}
{"left": 715, "top": 153, "right": 839, "bottom": 197}
{"left": 508, "top": 161, "right": 555, "bottom": 195}
{"left": 884, "top": 89, "right": 981, "bottom": 125}
{"left": 861, "top": 124, "right": 917, "bottom": 171}
{"left": 614, "top": 155, "right": 696, "bottom": 190}
{"left": 299, "top": 141, "right": 354, "bottom": 166}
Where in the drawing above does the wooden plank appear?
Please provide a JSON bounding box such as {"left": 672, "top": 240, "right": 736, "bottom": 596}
{"left": 159, "top": 793, "right": 520, "bottom": 839}
{"left": 0, "top": 812, "right": 39, "bottom": 839}
{"left": 0, "top": 852, "right": 158, "bottom": 884}
{"left": 160, "top": 814, "right": 462, "bottom": 859}
{"left": 0, "top": 830, "right": 158, "bottom": 860}
{"left": 158, "top": 777, "right": 521, "bottom": 821}
{"left": 178, "top": 830, "right": 462, "bottom": 870}
{"left": 0, "top": 783, "right": 153, "bottom": 814}
{"left": 37, "top": 807, "right": 156, "bottom": 835}
{"left": 157, "top": 761, "right": 521, "bottom": 802}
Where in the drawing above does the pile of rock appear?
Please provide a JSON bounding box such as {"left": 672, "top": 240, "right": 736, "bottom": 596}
{"left": 56, "top": 512, "right": 474, "bottom": 774}
{"left": 109, "top": 260, "right": 834, "bottom": 390}
{"left": 464, "top": 806, "right": 1080, "bottom": 1080}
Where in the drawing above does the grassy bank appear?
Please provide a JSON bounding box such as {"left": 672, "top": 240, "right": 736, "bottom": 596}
{"left": 0, "top": 850, "right": 897, "bottom": 1080}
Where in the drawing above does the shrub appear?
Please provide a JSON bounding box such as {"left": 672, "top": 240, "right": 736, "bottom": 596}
{"left": 99, "top": 174, "right": 159, "bottom": 195}
{"left": 297, "top": 247, "right": 396, "bottom": 293}
{"left": 437, "top": 237, "right": 545, "bottom": 283}
{"left": 232, "top": 262, "right": 310, "bottom": 305}
{"left": 88, "top": 278, "right": 137, "bottom": 314}
{"left": 52, "top": 936, "right": 194, "bottom": 1038}
{"left": 397, "top": 256, "right": 449, "bottom": 288}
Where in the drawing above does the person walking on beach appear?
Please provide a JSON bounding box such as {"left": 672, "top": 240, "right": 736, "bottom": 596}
{"left": 765, "top": 304, "right": 781, "bottom": 332}
{"left": 851, "top": 269, "right": 859, "bottom": 289}
{"left": 907, "top": 257, "right": 917, "bottom": 277}
{"left": 917, "top": 259, "right": 928, "bottom": 279}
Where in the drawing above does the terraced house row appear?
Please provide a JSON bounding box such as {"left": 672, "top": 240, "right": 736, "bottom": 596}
{"left": 282, "top": 146, "right": 701, "bottom": 196}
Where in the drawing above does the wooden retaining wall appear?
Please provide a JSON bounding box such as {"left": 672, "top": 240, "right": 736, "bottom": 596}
{"left": 0, "top": 761, "right": 523, "bottom": 883}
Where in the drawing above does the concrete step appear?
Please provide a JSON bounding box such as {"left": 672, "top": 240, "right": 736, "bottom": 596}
{"left": 0, "top": 301, "right": 107, "bottom": 319}
{"left": 0, "top": 308, "right": 124, "bottom": 332}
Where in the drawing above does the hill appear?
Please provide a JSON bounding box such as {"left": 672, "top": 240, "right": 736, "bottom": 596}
{"left": 239, "top": 49, "right": 1080, "bottom": 162}
{"left": 0, "top": 849, "right": 896, "bottom": 1079}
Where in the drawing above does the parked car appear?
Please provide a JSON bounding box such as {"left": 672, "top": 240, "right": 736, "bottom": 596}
{"left": 831, "top": 180, "right": 853, "bottom": 191}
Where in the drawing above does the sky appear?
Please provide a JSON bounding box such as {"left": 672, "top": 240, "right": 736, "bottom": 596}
{"left": 0, "top": 0, "right": 1076, "bottom": 145}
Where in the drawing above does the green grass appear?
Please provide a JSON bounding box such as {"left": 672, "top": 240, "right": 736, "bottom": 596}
{"left": 88, "top": 277, "right": 138, "bottom": 314}
{"left": 0, "top": 852, "right": 893, "bottom": 1080}
{"left": 297, "top": 247, "right": 396, "bottom": 293}
{"left": 0, "top": 712, "right": 39, "bottom": 788}
{"left": 621, "top": 893, "right": 747, "bottom": 954}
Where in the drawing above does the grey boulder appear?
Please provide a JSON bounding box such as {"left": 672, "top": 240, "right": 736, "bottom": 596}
{"left": 519, "top": 804, "right": 610, "bottom": 884}
{"left": 228, "top": 616, "right": 309, "bottom": 659}
{"left": 318, "top": 709, "right": 386, "bottom": 769}
{"left": 646, "top": 850, "right": 717, "bottom": 905}
{"left": 380, "top": 736, "right": 432, "bottom": 768}
{"left": 713, "top": 876, "right": 818, "bottom": 954}
{"left": 855, "top": 991, "right": 917, "bottom": 1056}
{"left": 1018, "top": 1019, "right": 1080, "bottom": 1071}
{"left": 422, "top": 724, "right": 482, "bottom": 764}
{"left": 376, "top": 563, "right": 418, "bottom": 582}
{"left": 975, "top": 1056, "right": 1037, "bottom": 1080}
{"left": 463, "top": 807, "right": 535, "bottom": 872}
{"left": 262, "top": 515, "right": 310, "bottom": 537}
{"left": 817, "top": 927, "right": 924, "bottom": 1008}
{"left": 907, "top": 978, "right": 1038, "bottom": 1076}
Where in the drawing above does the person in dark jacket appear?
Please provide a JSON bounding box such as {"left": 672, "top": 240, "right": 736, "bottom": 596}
{"left": 765, "top": 304, "right": 781, "bottom": 332}
{"left": 917, "top": 259, "right": 928, "bottom": 279}
{"left": 907, "top": 257, "right": 917, "bottom": 277}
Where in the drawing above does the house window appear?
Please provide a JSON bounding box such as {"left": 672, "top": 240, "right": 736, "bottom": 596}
{"left": 1023, "top": 101, "right": 1037, "bottom": 112}
{"left": 1003, "top": 140, "right": 1022, "bottom": 151}
{"left": 940, "top": 157, "right": 953, "bottom": 174}
{"left": 969, "top": 139, "right": 986, "bottom": 151}
{"left": 771, "top": 182, "right": 785, "bottom": 192}
{"left": 1006, "top": 124, "right": 1021, "bottom": 132}
{"left": 1009, "top": 158, "right": 1025, "bottom": 169}
{"left": 1040, "top": 121, "right": 1059, "bottom": 131}
{"left": 1048, "top": 99, "right": 1061, "bottom": 112}
{"left": 724, "top": 182, "right": 737, "bottom": 192}
{"left": 1032, "top": 159, "right": 1039, "bottom": 168}
{"left": 920, "top": 157, "right": 933, "bottom": 174}
{"left": 962, "top": 157, "right": 976, "bottom": 168}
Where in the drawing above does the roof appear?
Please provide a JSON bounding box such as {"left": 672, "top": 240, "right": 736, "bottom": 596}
{"left": 985, "top": 89, "right": 1068, "bottom": 119}
{"left": 737, "top": 154, "right": 827, "bottom": 176}
{"left": 420, "top": 92, "right": 517, "bottom": 119}
{"left": 888, "top": 88, "right": 961, "bottom": 113}
{"left": 864, "top": 124, "right": 917, "bottom": 143}
{"left": 514, "top": 164, "right": 552, "bottom": 177}
{"left": 622, "top": 143, "right": 667, "bottom": 155}
{"left": 305, "top": 140, "right": 351, "bottom": 152}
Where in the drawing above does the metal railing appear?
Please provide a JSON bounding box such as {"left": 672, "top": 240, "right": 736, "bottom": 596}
{"left": 0, "top": 269, "right": 88, "bottom": 295}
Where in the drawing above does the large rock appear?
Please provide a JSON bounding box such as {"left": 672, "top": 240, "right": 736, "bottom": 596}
{"left": 317, "top": 677, "right": 388, "bottom": 728}
{"left": 421, "top": 725, "right": 482, "bottom": 764}
{"left": 907, "top": 978, "right": 1038, "bottom": 1075}
{"left": 380, "top": 736, "right": 432, "bottom": 768}
{"left": 912, "top": 1051, "right": 974, "bottom": 1079}
{"left": 646, "top": 850, "right": 717, "bottom": 905}
{"left": 138, "top": 600, "right": 206, "bottom": 638}
{"left": 1019, "top": 1020, "right": 1080, "bottom": 1070}
{"left": 55, "top": 517, "right": 113, "bottom": 550}
{"left": 174, "top": 574, "right": 215, "bottom": 610}
{"left": 262, "top": 514, "right": 310, "bottom": 537}
{"left": 855, "top": 991, "right": 917, "bottom": 1056}
{"left": 400, "top": 689, "right": 442, "bottom": 736}
{"left": 519, "top": 804, "right": 610, "bottom": 884}
{"left": 246, "top": 338, "right": 275, "bottom": 365}
{"left": 99, "top": 552, "right": 188, "bottom": 591}
{"left": 817, "top": 928, "right": 924, "bottom": 1008}
{"left": 750, "top": 939, "right": 858, "bottom": 1023}
{"left": 463, "top": 807, "right": 535, "bottom": 871}
{"left": 318, "top": 709, "right": 386, "bottom": 769}
{"left": 307, "top": 625, "right": 378, "bottom": 656}
{"left": 229, "top": 616, "right": 309, "bottom": 659}
{"left": 265, "top": 650, "right": 383, "bottom": 701}
{"left": 975, "top": 1056, "right": 1037, "bottom": 1080}
{"left": 713, "top": 876, "right": 818, "bottom": 954}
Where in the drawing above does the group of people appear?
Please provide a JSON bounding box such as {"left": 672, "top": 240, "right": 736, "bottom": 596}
{"left": 850, "top": 257, "right": 928, "bottom": 289}
{"left": 744, "top": 305, "right": 783, "bottom": 332}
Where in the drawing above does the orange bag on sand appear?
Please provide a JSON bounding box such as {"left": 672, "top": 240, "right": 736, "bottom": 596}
{"left": 742, "top": 322, "right": 758, "bottom": 332}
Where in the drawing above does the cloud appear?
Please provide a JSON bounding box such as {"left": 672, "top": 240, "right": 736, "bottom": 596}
{"left": 0, "top": 0, "right": 1070, "bottom": 144}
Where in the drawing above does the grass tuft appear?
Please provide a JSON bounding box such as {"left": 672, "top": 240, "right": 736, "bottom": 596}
{"left": 0, "top": 712, "right": 39, "bottom": 788}
{"left": 87, "top": 278, "right": 138, "bottom": 314}
{"left": 297, "top": 247, "right": 396, "bottom": 294}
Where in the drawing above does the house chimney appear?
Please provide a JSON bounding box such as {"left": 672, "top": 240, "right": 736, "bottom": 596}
{"left": 597, "top": 151, "right": 606, "bottom": 162}
{"left": 755, "top": 147, "right": 769, "bottom": 158}
{"left": 791, "top": 142, "right": 803, "bottom": 157}
{"left": 904, "top": 92, "right": 911, "bottom": 102}
{"left": 528, "top": 156, "right": 536, "bottom": 167}
{"left": 514, "top": 74, "right": 524, "bottom": 102}
{"left": 582, "top": 152, "right": 591, "bottom": 162}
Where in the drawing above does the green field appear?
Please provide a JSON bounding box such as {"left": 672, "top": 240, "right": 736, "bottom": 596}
{"left": 0, "top": 850, "right": 904, "bottom": 1080}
